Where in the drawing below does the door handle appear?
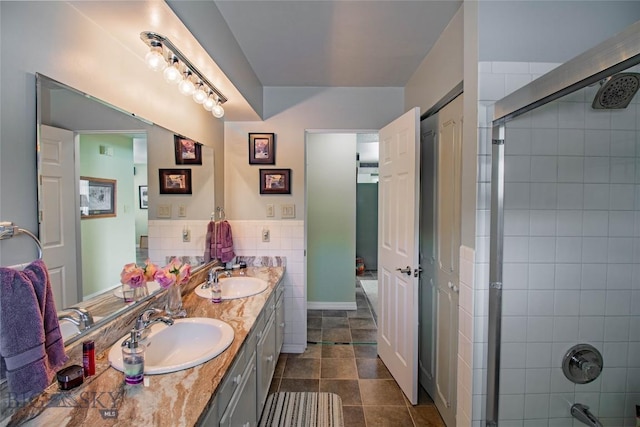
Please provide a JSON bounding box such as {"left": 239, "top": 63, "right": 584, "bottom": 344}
{"left": 396, "top": 266, "right": 411, "bottom": 276}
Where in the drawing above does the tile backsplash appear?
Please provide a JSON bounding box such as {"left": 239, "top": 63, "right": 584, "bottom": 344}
{"left": 148, "top": 219, "right": 306, "bottom": 352}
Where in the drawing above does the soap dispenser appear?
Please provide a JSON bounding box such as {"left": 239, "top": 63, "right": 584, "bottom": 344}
{"left": 121, "top": 330, "right": 145, "bottom": 385}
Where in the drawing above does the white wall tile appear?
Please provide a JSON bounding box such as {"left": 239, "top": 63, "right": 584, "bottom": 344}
{"left": 582, "top": 211, "right": 609, "bottom": 236}
{"left": 609, "top": 184, "right": 635, "bottom": 210}
{"left": 526, "top": 317, "right": 553, "bottom": 341}
{"left": 555, "top": 184, "right": 581, "bottom": 210}
{"left": 531, "top": 129, "right": 558, "bottom": 155}
{"left": 557, "top": 156, "right": 584, "bottom": 182}
{"left": 528, "top": 290, "right": 554, "bottom": 316}
{"left": 554, "top": 264, "right": 581, "bottom": 290}
{"left": 530, "top": 210, "right": 556, "bottom": 236}
{"left": 558, "top": 102, "right": 586, "bottom": 129}
{"left": 531, "top": 156, "right": 558, "bottom": 183}
{"left": 524, "top": 393, "right": 550, "bottom": 419}
{"left": 584, "top": 129, "right": 611, "bottom": 156}
{"left": 557, "top": 129, "right": 584, "bottom": 156}
{"left": 556, "top": 211, "right": 582, "bottom": 236}
{"left": 556, "top": 237, "right": 582, "bottom": 263}
{"left": 554, "top": 290, "right": 580, "bottom": 316}
{"left": 552, "top": 316, "right": 579, "bottom": 342}
{"left": 528, "top": 263, "right": 555, "bottom": 290}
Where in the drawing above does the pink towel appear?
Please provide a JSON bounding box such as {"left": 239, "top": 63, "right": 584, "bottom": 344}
{"left": 216, "top": 220, "right": 235, "bottom": 263}
{"left": 0, "top": 259, "right": 68, "bottom": 396}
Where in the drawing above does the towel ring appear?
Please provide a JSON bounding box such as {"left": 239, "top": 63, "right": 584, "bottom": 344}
{"left": 0, "top": 222, "right": 43, "bottom": 260}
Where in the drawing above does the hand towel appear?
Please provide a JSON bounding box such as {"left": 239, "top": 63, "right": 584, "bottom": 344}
{"left": 216, "top": 220, "right": 235, "bottom": 263}
{"left": 204, "top": 220, "right": 215, "bottom": 262}
{"left": 0, "top": 259, "right": 67, "bottom": 396}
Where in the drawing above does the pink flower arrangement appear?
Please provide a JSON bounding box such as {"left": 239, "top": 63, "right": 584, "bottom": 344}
{"left": 154, "top": 258, "right": 192, "bottom": 289}
{"left": 120, "top": 259, "right": 158, "bottom": 288}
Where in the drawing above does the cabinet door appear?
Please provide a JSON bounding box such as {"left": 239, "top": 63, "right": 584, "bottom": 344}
{"left": 275, "top": 294, "right": 285, "bottom": 354}
{"left": 256, "top": 313, "right": 276, "bottom": 415}
{"left": 220, "top": 354, "right": 257, "bottom": 427}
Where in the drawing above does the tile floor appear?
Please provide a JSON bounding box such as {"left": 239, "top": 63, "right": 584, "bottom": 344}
{"left": 265, "top": 272, "right": 446, "bottom": 427}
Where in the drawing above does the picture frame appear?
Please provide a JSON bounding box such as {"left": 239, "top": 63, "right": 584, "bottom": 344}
{"left": 139, "top": 185, "right": 148, "bottom": 209}
{"left": 174, "top": 135, "right": 202, "bottom": 165}
{"left": 249, "top": 133, "right": 275, "bottom": 165}
{"left": 260, "top": 168, "right": 291, "bottom": 194}
{"left": 159, "top": 169, "right": 192, "bottom": 194}
{"left": 79, "top": 176, "right": 116, "bottom": 218}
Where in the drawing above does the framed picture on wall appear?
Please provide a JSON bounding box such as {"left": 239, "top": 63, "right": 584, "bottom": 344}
{"left": 249, "top": 133, "right": 275, "bottom": 164}
{"left": 159, "top": 168, "right": 192, "bottom": 194}
{"left": 79, "top": 176, "right": 116, "bottom": 218}
{"left": 174, "top": 135, "right": 202, "bottom": 165}
{"left": 259, "top": 168, "right": 291, "bottom": 194}
{"left": 139, "top": 185, "right": 148, "bottom": 209}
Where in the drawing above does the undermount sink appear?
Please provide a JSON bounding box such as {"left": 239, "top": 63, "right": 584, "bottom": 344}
{"left": 59, "top": 316, "right": 104, "bottom": 341}
{"left": 108, "top": 317, "right": 234, "bottom": 375}
{"left": 194, "top": 276, "right": 269, "bottom": 300}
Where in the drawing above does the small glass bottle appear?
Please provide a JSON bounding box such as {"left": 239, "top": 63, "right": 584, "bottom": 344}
{"left": 82, "top": 340, "right": 95, "bottom": 377}
{"left": 121, "top": 331, "right": 145, "bottom": 385}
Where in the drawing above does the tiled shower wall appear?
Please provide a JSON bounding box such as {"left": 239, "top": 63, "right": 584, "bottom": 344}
{"left": 148, "top": 219, "right": 306, "bottom": 352}
{"left": 476, "top": 61, "right": 640, "bottom": 426}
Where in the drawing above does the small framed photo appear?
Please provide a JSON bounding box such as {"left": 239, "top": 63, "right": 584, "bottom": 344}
{"left": 79, "top": 176, "right": 116, "bottom": 218}
{"left": 260, "top": 169, "right": 291, "bottom": 194}
{"left": 139, "top": 185, "right": 148, "bottom": 209}
{"left": 159, "top": 169, "right": 192, "bottom": 194}
{"left": 249, "top": 133, "right": 275, "bottom": 165}
{"left": 174, "top": 135, "right": 202, "bottom": 165}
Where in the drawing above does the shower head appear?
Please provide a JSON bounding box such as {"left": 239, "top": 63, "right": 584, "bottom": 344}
{"left": 592, "top": 72, "right": 640, "bottom": 109}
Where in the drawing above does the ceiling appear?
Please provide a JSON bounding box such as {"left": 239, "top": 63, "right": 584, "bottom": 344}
{"left": 204, "top": 0, "right": 461, "bottom": 87}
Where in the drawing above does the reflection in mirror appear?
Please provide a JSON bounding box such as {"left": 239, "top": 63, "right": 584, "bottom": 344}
{"left": 37, "top": 74, "right": 212, "bottom": 344}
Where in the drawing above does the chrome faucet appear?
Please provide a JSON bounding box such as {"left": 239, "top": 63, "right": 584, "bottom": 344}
{"left": 59, "top": 307, "right": 94, "bottom": 330}
{"left": 203, "top": 266, "right": 229, "bottom": 289}
{"left": 571, "top": 403, "right": 603, "bottom": 427}
{"left": 133, "top": 308, "right": 174, "bottom": 341}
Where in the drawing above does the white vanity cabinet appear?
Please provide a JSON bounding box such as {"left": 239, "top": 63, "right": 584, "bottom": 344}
{"left": 256, "top": 310, "right": 276, "bottom": 412}
{"left": 199, "top": 279, "right": 284, "bottom": 427}
{"left": 219, "top": 352, "right": 257, "bottom": 427}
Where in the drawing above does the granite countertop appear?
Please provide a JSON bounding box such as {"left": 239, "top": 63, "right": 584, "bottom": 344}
{"left": 5, "top": 266, "right": 285, "bottom": 427}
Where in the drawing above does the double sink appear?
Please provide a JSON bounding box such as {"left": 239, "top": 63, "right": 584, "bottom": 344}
{"left": 108, "top": 276, "right": 269, "bottom": 375}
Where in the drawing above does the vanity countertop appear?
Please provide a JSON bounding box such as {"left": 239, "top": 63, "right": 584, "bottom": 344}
{"left": 5, "top": 266, "right": 285, "bottom": 427}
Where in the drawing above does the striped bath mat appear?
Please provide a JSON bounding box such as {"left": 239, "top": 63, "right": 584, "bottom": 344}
{"left": 259, "top": 392, "right": 344, "bottom": 427}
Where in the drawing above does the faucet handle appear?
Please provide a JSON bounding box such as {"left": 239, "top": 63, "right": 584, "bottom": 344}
{"left": 135, "top": 308, "right": 161, "bottom": 329}
{"left": 64, "top": 307, "right": 94, "bottom": 330}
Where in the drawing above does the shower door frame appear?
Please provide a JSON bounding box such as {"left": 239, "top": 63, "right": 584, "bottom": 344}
{"left": 486, "top": 21, "right": 640, "bottom": 425}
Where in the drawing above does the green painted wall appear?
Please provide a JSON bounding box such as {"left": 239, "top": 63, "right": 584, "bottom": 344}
{"left": 306, "top": 133, "right": 356, "bottom": 304}
{"left": 134, "top": 163, "right": 148, "bottom": 247}
{"left": 80, "top": 134, "right": 135, "bottom": 297}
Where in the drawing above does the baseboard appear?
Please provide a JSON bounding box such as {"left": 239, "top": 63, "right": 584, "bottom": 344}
{"left": 307, "top": 301, "right": 357, "bottom": 310}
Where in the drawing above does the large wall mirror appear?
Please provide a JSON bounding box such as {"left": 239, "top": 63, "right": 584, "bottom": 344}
{"left": 37, "top": 74, "right": 214, "bottom": 344}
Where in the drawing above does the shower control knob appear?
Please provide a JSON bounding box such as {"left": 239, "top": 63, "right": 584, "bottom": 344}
{"left": 562, "top": 344, "right": 603, "bottom": 384}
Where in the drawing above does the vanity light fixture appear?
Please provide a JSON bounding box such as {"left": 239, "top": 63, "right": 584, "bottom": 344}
{"left": 141, "top": 31, "right": 227, "bottom": 118}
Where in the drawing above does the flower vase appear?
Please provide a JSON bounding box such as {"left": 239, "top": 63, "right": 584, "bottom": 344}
{"left": 165, "top": 284, "right": 186, "bottom": 318}
{"left": 133, "top": 283, "right": 149, "bottom": 302}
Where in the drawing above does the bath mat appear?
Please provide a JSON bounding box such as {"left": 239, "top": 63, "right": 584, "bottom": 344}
{"left": 259, "top": 392, "right": 344, "bottom": 427}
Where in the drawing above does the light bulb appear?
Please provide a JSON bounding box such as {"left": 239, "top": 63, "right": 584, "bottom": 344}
{"left": 192, "top": 84, "right": 207, "bottom": 104}
{"left": 163, "top": 60, "right": 181, "bottom": 85}
{"left": 145, "top": 50, "right": 166, "bottom": 72}
{"left": 212, "top": 102, "right": 225, "bottom": 118}
{"left": 203, "top": 94, "right": 215, "bottom": 111}
{"left": 178, "top": 73, "right": 195, "bottom": 96}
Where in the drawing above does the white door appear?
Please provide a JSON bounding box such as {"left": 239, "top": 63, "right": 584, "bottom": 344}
{"left": 377, "top": 108, "right": 420, "bottom": 404}
{"left": 39, "top": 125, "right": 79, "bottom": 308}
{"left": 434, "top": 95, "right": 463, "bottom": 426}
